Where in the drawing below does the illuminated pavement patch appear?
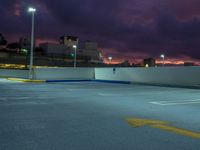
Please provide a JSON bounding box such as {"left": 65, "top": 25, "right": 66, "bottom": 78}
{"left": 150, "top": 99, "right": 200, "bottom": 105}
{"left": 0, "top": 79, "right": 200, "bottom": 150}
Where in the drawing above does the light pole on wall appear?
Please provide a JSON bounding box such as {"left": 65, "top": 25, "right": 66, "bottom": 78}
{"left": 28, "top": 7, "right": 36, "bottom": 79}
{"left": 108, "top": 56, "right": 112, "bottom": 64}
{"left": 73, "top": 45, "right": 77, "bottom": 68}
{"left": 160, "top": 54, "right": 165, "bottom": 67}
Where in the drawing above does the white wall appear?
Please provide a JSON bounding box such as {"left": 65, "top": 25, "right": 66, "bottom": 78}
{"left": 0, "top": 69, "right": 28, "bottom": 78}
{"left": 1, "top": 67, "right": 200, "bottom": 87}
{"left": 34, "top": 67, "right": 95, "bottom": 80}
{"left": 95, "top": 67, "right": 200, "bottom": 87}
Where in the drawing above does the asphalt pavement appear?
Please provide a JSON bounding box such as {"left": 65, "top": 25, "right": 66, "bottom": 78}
{"left": 0, "top": 78, "right": 200, "bottom": 150}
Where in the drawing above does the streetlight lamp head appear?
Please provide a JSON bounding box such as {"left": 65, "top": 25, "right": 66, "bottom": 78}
{"left": 108, "top": 56, "right": 112, "bottom": 64}
{"left": 108, "top": 56, "right": 112, "bottom": 60}
{"left": 160, "top": 54, "right": 165, "bottom": 58}
{"left": 73, "top": 45, "right": 77, "bottom": 48}
{"left": 28, "top": 7, "right": 36, "bottom": 12}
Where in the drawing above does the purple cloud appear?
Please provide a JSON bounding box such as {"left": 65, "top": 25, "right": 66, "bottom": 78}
{"left": 1, "top": 0, "right": 200, "bottom": 62}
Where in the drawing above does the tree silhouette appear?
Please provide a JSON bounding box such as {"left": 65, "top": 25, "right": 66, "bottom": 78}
{"left": 0, "top": 33, "right": 7, "bottom": 45}
{"left": 7, "top": 42, "right": 20, "bottom": 49}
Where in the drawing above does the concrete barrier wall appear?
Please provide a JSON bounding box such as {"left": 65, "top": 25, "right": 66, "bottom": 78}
{"left": 1, "top": 67, "right": 200, "bottom": 87}
{"left": 34, "top": 67, "right": 95, "bottom": 80}
{"left": 0, "top": 69, "right": 28, "bottom": 78}
{"left": 95, "top": 67, "right": 200, "bottom": 87}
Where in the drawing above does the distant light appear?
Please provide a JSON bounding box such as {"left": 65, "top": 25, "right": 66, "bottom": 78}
{"left": 71, "top": 53, "right": 74, "bottom": 57}
{"left": 145, "top": 64, "right": 149, "bottom": 67}
{"left": 73, "top": 45, "right": 77, "bottom": 48}
{"left": 28, "top": 7, "right": 36, "bottom": 12}
{"left": 160, "top": 54, "right": 165, "bottom": 58}
{"left": 108, "top": 57, "right": 112, "bottom": 64}
{"left": 160, "top": 54, "right": 165, "bottom": 67}
{"left": 21, "top": 49, "right": 28, "bottom": 53}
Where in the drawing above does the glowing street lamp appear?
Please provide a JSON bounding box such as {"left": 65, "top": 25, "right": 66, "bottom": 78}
{"left": 73, "top": 45, "right": 77, "bottom": 68}
{"left": 160, "top": 54, "right": 165, "bottom": 67}
{"left": 28, "top": 7, "right": 36, "bottom": 12}
{"left": 108, "top": 56, "right": 112, "bottom": 64}
{"left": 28, "top": 7, "right": 36, "bottom": 79}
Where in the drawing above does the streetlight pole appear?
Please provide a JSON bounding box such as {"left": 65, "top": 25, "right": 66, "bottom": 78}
{"left": 28, "top": 7, "right": 36, "bottom": 79}
{"left": 108, "top": 56, "right": 112, "bottom": 64}
{"left": 160, "top": 54, "right": 165, "bottom": 67}
{"left": 73, "top": 45, "right": 77, "bottom": 68}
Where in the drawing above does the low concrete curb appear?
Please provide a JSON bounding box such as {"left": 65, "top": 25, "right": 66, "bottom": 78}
{"left": 4, "top": 78, "right": 200, "bottom": 89}
{"left": 95, "top": 80, "right": 131, "bottom": 84}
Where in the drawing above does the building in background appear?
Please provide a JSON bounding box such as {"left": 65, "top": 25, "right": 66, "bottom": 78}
{"left": 40, "top": 36, "right": 103, "bottom": 63}
{"left": 119, "top": 60, "right": 131, "bottom": 67}
{"left": 77, "top": 41, "right": 103, "bottom": 62}
{"left": 184, "top": 62, "right": 194, "bottom": 66}
{"left": 143, "top": 58, "right": 156, "bottom": 67}
{"left": 85, "top": 41, "right": 97, "bottom": 50}
{"left": 39, "top": 43, "right": 69, "bottom": 57}
{"left": 60, "top": 36, "right": 79, "bottom": 48}
{"left": 19, "top": 37, "right": 31, "bottom": 50}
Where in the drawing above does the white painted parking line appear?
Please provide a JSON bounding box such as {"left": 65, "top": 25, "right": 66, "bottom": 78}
{"left": 150, "top": 99, "right": 200, "bottom": 105}
{"left": 130, "top": 92, "right": 165, "bottom": 96}
{"left": 152, "top": 99, "right": 200, "bottom": 103}
{"left": 0, "top": 97, "right": 31, "bottom": 100}
{"left": 98, "top": 93, "right": 121, "bottom": 96}
{"left": 98, "top": 91, "right": 165, "bottom": 97}
{"left": 0, "top": 101, "right": 48, "bottom": 106}
{"left": 0, "top": 96, "right": 61, "bottom": 101}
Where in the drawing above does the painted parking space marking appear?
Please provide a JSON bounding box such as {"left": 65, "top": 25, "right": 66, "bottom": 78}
{"left": 98, "top": 93, "right": 122, "bottom": 96}
{"left": 0, "top": 97, "right": 31, "bottom": 101}
{"left": 130, "top": 92, "right": 165, "bottom": 96}
{"left": 0, "top": 96, "right": 62, "bottom": 102}
{"left": 0, "top": 101, "right": 48, "bottom": 106}
{"left": 150, "top": 99, "right": 200, "bottom": 105}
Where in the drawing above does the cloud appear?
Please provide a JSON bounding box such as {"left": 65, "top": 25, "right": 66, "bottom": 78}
{"left": 1, "top": 0, "right": 200, "bottom": 62}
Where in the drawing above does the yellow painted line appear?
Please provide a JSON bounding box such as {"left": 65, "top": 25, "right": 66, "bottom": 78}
{"left": 126, "top": 118, "right": 200, "bottom": 139}
{"left": 22, "top": 80, "right": 45, "bottom": 83}
{"left": 153, "top": 124, "right": 200, "bottom": 139}
{"left": 7, "top": 78, "right": 45, "bottom": 83}
{"left": 127, "top": 118, "right": 168, "bottom": 127}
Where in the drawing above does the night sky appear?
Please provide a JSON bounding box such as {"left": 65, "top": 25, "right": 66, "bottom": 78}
{"left": 1, "top": 0, "right": 200, "bottom": 64}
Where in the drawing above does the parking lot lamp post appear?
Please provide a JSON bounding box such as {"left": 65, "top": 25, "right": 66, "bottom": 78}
{"left": 28, "top": 7, "right": 36, "bottom": 79}
{"left": 160, "top": 54, "right": 165, "bottom": 67}
{"left": 108, "top": 56, "right": 112, "bottom": 64}
{"left": 73, "top": 45, "right": 77, "bottom": 68}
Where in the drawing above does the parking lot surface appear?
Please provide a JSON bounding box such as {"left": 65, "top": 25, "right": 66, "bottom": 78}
{"left": 0, "top": 79, "right": 200, "bottom": 150}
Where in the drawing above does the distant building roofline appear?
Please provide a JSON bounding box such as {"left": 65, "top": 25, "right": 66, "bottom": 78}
{"left": 60, "top": 35, "right": 79, "bottom": 41}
